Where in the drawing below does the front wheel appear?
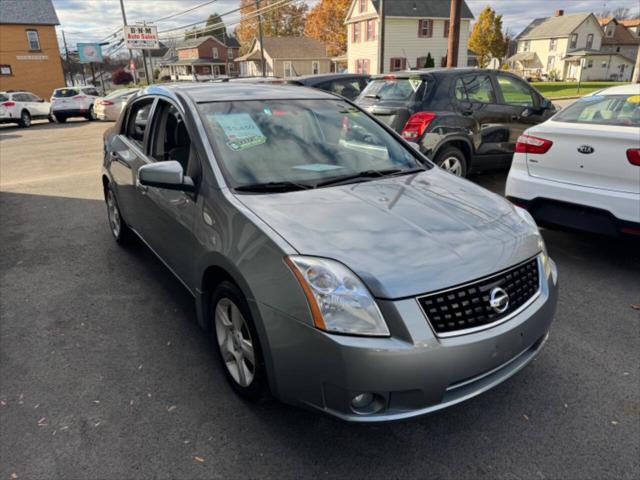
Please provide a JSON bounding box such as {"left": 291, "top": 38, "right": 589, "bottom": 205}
{"left": 19, "top": 110, "right": 31, "bottom": 128}
{"left": 434, "top": 146, "right": 468, "bottom": 177}
{"left": 211, "top": 281, "right": 267, "bottom": 401}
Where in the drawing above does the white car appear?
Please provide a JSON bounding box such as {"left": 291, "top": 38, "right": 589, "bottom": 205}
{"left": 50, "top": 86, "right": 101, "bottom": 123}
{"left": 94, "top": 88, "right": 138, "bottom": 121}
{"left": 506, "top": 84, "right": 640, "bottom": 237}
{"left": 0, "top": 90, "right": 52, "bottom": 128}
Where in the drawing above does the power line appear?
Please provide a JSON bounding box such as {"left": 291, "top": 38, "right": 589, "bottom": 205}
{"left": 150, "top": 0, "right": 221, "bottom": 23}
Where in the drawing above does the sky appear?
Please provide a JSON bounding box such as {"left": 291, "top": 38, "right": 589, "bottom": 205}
{"left": 53, "top": 0, "right": 640, "bottom": 54}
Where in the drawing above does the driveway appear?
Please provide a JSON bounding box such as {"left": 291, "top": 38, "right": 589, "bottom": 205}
{"left": 1, "top": 121, "right": 639, "bottom": 480}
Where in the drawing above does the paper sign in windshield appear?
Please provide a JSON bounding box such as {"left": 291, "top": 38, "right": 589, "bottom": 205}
{"left": 627, "top": 95, "right": 640, "bottom": 103}
{"left": 213, "top": 113, "right": 267, "bottom": 151}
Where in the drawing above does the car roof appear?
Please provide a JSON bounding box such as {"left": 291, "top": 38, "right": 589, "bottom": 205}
{"left": 370, "top": 68, "right": 491, "bottom": 79}
{"left": 141, "top": 82, "right": 338, "bottom": 103}
{"left": 594, "top": 83, "right": 640, "bottom": 96}
{"left": 292, "top": 73, "right": 369, "bottom": 85}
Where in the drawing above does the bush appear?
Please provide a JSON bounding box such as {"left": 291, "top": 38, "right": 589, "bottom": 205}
{"left": 425, "top": 53, "right": 435, "bottom": 68}
{"left": 112, "top": 69, "right": 133, "bottom": 85}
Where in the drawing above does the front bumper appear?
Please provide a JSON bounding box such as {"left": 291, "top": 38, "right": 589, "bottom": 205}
{"left": 259, "top": 256, "right": 558, "bottom": 422}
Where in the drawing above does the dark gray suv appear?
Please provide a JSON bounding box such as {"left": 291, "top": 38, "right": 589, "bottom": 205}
{"left": 102, "top": 83, "right": 558, "bottom": 421}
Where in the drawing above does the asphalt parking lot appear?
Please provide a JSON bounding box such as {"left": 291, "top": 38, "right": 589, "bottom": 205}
{"left": 1, "top": 119, "right": 638, "bottom": 480}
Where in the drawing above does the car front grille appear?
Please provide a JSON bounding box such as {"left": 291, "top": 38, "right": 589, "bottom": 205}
{"left": 417, "top": 256, "right": 541, "bottom": 336}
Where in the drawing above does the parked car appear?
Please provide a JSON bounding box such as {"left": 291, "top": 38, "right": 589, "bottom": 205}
{"left": 102, "top": 83, "right": 558, "bottom": 421}
{"left": 0, "top": 90, "right": 52, "bottom": 127}
{"left": 50, "top": 86, "right": 101, "bottom": 122}
{"left": 356, "top": 69, "right": 556, "bottom": 177}
{"left": 506, "top": 84, "right": 640, "bottom": 237}
{"left": 286, "top": 74, "right": 370, "bottom": 101}
{"left": 95, "top": 88, "right": 139, "bottom": 121}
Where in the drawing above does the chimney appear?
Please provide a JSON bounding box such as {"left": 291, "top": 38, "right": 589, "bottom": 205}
{"left": 555, "top": 10, "right": 564, "bottom": 17}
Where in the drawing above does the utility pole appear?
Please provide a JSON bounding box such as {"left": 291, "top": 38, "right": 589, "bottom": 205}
{"left": 446, "top": 0, "right": 462, "bottom": 68}
{"left": 378, "top": 0, "right": 385, "bottom": 73}
{"left": 255, "top": 0, "right": 266, "bottom": 77}
{"left": 62, "top": 30, "right": 74, "bottom": 85}
{"left": 140, "top": 22, "right": 152, "bottom": 84}
{"left": 119, "top": 0, "right": 137, "bottom": 84}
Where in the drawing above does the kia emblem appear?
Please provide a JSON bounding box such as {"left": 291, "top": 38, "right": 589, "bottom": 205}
{"left": 577, "top": 145, "right": 594, "bottom": 154}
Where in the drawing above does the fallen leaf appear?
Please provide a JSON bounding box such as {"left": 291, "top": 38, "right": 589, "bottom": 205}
{"left": 94, "top": 421, "right": 101, "bottom": 427}
{"left": 60, "top": 426, "right": 69, "bottom": 431}
{"left": 623, "top": 372, "right": 630, "bottom": 376}
{"left": 167, "top": 341, "right": 172, "bottom": 346}
{"left": 34, "top": 404, "right": 39, "bottom": 409}
{"left": 0, "top": 400, "right": 6, "bottom": 406}
{"left": 193, "top": 456, "right": 205, "bottom": 463}
{"left": 167, "top": 405, "right": 176, "bottom": 412}
{"left": 564, "top": 403, "right": 568, "bottom": 409}
{"left": 611, "top": 420, "right": 619, "bottom": 425}
{"left": 130, "top": 400, "right": 134, "bottom": 406}
{"left": 37, "top": 417, "right": 47, "bottom": 426}
{"left": 631, "top": 304, "right": 640, "bottom": 310}
{"left": 93, "top": 400, "right": 100, "bottom": 404}
{"left": 138, "top": 364, "right": 143, "bottom": 370}
{"left": 522, "top": 414, "right": 530, "bottom": 422}
{"left": 10, "top": 472, "right": 18, "bottom": 479}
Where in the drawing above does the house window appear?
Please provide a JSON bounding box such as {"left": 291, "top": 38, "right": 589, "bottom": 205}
{"left": 601, "top": 61, "right": 608, "bottom": 68}
{"left": 444, "top": 20, "right": 450, "bottom": 38}
{"left": 570, "top": 33, "right": 578, "bottom": 49}
{"left": 416, "top": 56, "right": 428, "bottom": 68}
{"left": 284, "top": 61, "right": 293, "bottom": 77}
{"left": 366, "top": 19, "right": 376, "bottom": 41}
{"left": 418, "top": 19, "right": 433, "bottom": 38}
{"left": 359, "top": 0, "right": 366, "bottom": 13}
{"left": 441, "top": 56, "right": 447, "bottom": 67}
{"left": 549, "top": 39, "right": 557, "bottom": 51}
{"left": 228, "top": 48, "right": 234, "bottom": 58}
{"left": 0, "top": 64, "right": 12, "bottom": 75}
{"left": 390, "top": 57, "right": 406, "bottom": 72}
{"left": 522, "top": 41, "right": 530, "bottom": 52}
{"left": 352, "top": 23, "right": 361, "bottom": 43}
{"left": 26, "top": 30, "right": 40, "bottom": 51}
{"left": 587, "top": 59, "right": 593, "bottom": 68}
{"left": 586, "top": 33, "right": 594, "bottom": 50}
{"left": 355, "top": 59, "right": 370, "bottom": 74}
{"left": 547, "top": 56, "right": 555, "bottom": 70}
{"left": 312, "top": 61, "right": 319, "bottom": 75}
{"left": 212, "top": 47, "right": 219, "bottom": 59}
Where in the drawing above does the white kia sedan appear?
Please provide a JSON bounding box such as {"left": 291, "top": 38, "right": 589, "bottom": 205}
{"left": 506, "top": 84, "right": 640, "bottom": 238}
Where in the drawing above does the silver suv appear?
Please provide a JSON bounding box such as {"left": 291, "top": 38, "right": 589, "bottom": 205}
{"left": 102, "top": 84, "right": 558, "bottom": 421}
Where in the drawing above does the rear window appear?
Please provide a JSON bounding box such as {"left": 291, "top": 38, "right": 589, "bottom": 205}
{"left": 0, "top": 94, "right": 8, "bottom": 102}
{"left": 53, "top": 88, "right": 79, "bottom": 98}
{"left": 553, "top": 94, "right": 640, "bottom": 127}
{"left": 360, "top": 78, "right": 424, "bottom": 102}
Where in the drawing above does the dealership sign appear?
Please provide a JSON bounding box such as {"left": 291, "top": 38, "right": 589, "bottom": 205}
{"left": 78, "top": 43, "right": 103, "bottom": 63}
{"left": 124, "top": 25, "right": 160, "bottom": 49}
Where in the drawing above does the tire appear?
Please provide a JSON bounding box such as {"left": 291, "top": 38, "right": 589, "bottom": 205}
{"left": 211, "top": 281, "right": 267, "bottom": 401}
{"left": 54, "top": 114, "right": 67, "bottom": 123}
{"left": 18, "top": 110, "right": 31, "bottom": 128}
{"left": 434, "top": 146, "right": 468, "bottom": 177}
{"left": 104, "top": 185, "right": 134, "bottom": 245}
{"left": 86, "top": 105, "right": 96, "bottom": 121}
{"left": 48, "top": 113, "right": 56, "bottom": 123}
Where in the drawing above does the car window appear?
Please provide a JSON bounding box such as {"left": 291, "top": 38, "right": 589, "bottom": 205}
{"left": 553, "top": 94, "right": 640, "bottom": 127}
{"left": 0, "top": 94, "right": 8, "bottom": 102}
{"left": 124, "top": 98, "right": 154, "bottom": 148}
{"left": 456, "top": 75, "right": 497, "bottom": 104}
{"left": 198, "top": 99, "right": 425, "bottom": 189}
{"left": 150, "top": 101, "right": 194, "bottom": 172}
{"left": 83, "top": 88, "right": 100, "bottom": 97}
{"left": 53, "top": 88, "right": 79, "bottom": 98}
{"left": 360, "top": 78, "right": 425, "bottom": 102}
{"left": 326, "top": 79, "right": 364, "bottom": 101}
{"left": 496, "top": 75, "right": 536, "bottom": 107}
{"left": 26, "top": 93, "right": 41, "bottom": 102}
{"left": 12, "top": 93, "right": 27, "bottom": 102}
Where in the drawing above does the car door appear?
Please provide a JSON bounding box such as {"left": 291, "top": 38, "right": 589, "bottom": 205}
{"left": 494, "top": 73, "right": 548, "bottom": 152}
{"left": 454, "top": 73, "right": 511, "bottom": 165}
{"left": 27, "top": 93, "right": 49, "bottom": 116}
{"left": 107, "top": 97, "right": 157, "bottom": 231}
{"left": 136, "top": 98, "right": 200, "bottom": 287}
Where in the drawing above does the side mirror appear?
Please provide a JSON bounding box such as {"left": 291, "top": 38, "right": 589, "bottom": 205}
{"left": 540, "top": 98, "right": 553, "bottom": 110}
{"left": 138, "top": 161, "right": 195, "bottom": 192}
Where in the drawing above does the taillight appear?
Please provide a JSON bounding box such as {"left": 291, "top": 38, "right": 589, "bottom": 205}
{"left": 626, "top": 148, "right": 640, "bottom": 166}
{"left": 1, "top": 101, "right": 16, "bottom": 107}
{"left": 74, "top": 95, "right": 87, "bottom": 100}
{"left": 401, "top": 112, "right": 435, "bottom": 140}
{"left": 515, "top": 134, "right": 553, "bottom": 154}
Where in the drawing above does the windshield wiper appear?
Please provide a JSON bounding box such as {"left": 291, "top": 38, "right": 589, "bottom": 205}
{"left": 315, "top": 167, "right": 425, "bottom": 188}
{"left": 234, "top": 181, "right": 313, "bottom": 193}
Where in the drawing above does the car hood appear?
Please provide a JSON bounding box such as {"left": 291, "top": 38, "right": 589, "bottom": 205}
{"left": 238, "top": 170, "right": 541, "bottom": 299}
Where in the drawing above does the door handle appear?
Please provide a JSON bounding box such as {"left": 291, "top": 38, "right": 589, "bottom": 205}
{"left": 136, "top": 179, "right": 148, "bottom": 194}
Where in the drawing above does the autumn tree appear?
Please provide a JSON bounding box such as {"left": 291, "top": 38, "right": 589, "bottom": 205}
{"left": 185, "top": 13, "right": 226, "bottom": 41}
{"left": 468, "top": 6, "right": 507, "bottom": 68}
{"left": 304, "top": 0, "right": 350, "bottom": 57}
{"left": 236, "top": 0, "right": 308, "bottom": 53}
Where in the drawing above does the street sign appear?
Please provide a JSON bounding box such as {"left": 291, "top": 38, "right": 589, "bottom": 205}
{"left": 124, "top": 25, "right": 159, "bottom": 49}
{"left": 77, "top": 43, "right": 103, "bottom": 63}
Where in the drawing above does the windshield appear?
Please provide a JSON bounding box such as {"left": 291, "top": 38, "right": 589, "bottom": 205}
{"left": 359, "top": 78, "right": 424, "bottom": 101}
{"left": 198, "top": 99, "right": 427, "bottom": 190}
{"left": 553, "top": 94, "right": 640, "bottom": 127}
{"left": 53, "top": 88, "right": 79, "bottom": 98}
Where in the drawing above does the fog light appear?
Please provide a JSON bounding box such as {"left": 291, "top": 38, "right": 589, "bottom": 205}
{"left": 351, "top": 393, "right": 374, "bottom": 409}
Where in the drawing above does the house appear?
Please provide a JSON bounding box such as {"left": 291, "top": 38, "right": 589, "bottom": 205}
{"left": 600, "top": 18, "right": 639, "bottom": 62}
{"left": 509, "top": 10, "right": 635, "bottom": 81}
{"left": 161, "top": 34, "right": 241, "bottom": 81}
{"left": 235, "top": 36, "right": 331, "bottom": 77}
{"left": 0, "top": 0, "right": 65, "bottom": 98}
{"left": 618, "top": 19, "right": 640, "bottom": 37}
{"left": 345, "top": 0, "right": 474, "bottom": 74}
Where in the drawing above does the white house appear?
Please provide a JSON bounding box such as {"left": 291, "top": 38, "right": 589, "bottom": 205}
{"left": 345, "top": 0, "right": 473, "bottom": 74}
{"left": 509, "top": 10, "right": 635, "bottom": 81}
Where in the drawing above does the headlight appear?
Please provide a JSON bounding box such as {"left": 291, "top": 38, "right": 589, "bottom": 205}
{"left": 285, "top": 256, "right": 390, "bottom": 337}
{"left": 539, "top": 236, "right": 553, "bottom": 279}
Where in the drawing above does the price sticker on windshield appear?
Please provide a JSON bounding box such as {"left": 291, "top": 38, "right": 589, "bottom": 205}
{"left": 212, "top": 113, "right": 267, "bottom": 151}
{"left": 627, "top": 95, "right": 640, "bottom": 103}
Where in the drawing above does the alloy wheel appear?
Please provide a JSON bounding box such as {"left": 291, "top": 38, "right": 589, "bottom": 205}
{"left": 21, "top": 112, "right": 31, "bottom": 127}
{"left": 439, "top": 156, "right": 463, "bottom": 176}
{"left": 215, "top": 297, "right": 256, "bottom": 387}
{"left": 106, "top": 190, "right": 121, "bottom": 238}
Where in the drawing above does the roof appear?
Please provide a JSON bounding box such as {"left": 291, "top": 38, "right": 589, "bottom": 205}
{"left": 244, "top": 36, "right": 329, "bottom": 60}
{"left": 0, "top": 0, "right": 59, "bottom": 25}
{"left": 602, "top": 22, "right": 640, "bottom": 45}
{"left": 619, "top": 19, "right": 640, "bottom": 27}
{"left": 517, "top": 13, "right": 593, "bottom": 40}
{"left": 142, "top": 83, "right": 335, "bottom": 103}
{"left": 507, "top": 52, "right": 537, "bottom": 62}
{"left": 369, "top": 0, "right": 473, "bottom": 19}
{"left": 176, "top": 34, "right": 241, "bottom": 50}
{"left": 223, "top": 34, "right": 241, "bottom": 48}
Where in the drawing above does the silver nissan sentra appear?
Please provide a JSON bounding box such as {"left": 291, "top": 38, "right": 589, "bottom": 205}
{"left": 102, "top": 83, "right": 558, "bottom": 422}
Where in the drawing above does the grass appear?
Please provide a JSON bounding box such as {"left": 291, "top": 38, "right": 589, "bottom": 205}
{"left": 530, "top": 81, "right": 626, "bottom": 98}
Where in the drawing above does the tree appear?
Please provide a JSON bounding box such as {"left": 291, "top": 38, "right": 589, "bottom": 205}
{"left": 236, "top": 0, "right": 308, "bottom": 53}
{"left": 185, "top": 13, "right": 227, "bottom": 41}
{"left": 425, "top": 53, "right": 434, "bottom": 68}
{"left": 468, "top": 6, "right": 507, "bottom": 68}
{"left": 112, "top": 68, "right": 133, "bottom": 85}
{"left": 304, "top": 0, "right": 350, "bottom": 57}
